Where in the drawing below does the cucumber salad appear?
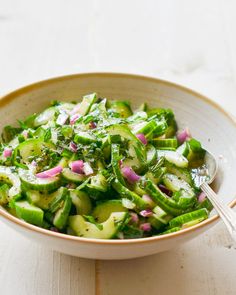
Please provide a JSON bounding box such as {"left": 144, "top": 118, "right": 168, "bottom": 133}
{"left": 0, "top": 93, "right": 212, "bottom": 239}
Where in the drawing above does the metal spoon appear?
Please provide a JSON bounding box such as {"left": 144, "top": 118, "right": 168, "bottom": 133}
{"left": 198, "top": 151, "right": 236, "bottom": 241}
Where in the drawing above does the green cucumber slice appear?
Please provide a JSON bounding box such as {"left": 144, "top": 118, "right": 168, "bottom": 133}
{"left": 146, "top": 144, "right": 157, "bottom": 165}
{"left": 34, "top": 107, "right": 56, "bottom": 127}
{"left": 162, "top": 173, "right": 195, "bottom": 196}
{"left": 70, "top": 190, "right": 92, "bottom": 215}
{"left": 127, "top": 111, "right": 147, "bottom": 123}
{"left": 69, "top": 212, "right": 128, "bottom": 239}
{"left": 0, "top": 166, "right": 21, "bottom": 200}
{"left": 176, "top": 142, "right": 189, "bottom": 157}
{"left": 62, "top": 168, "right": 85, "bottom": 183}
{"left": 34, "top": 103, "right": 76, "bottom": 127}
{"left": 112, "top": 179, "right": 148, "bottom": 210}
{"left": 148, "top": 206, "right": 173, "bottom": 230}
{"left": 132, "top": 121, "right": 158, "bottom": 138}
{"left": 26, "top": 190, "right": 55, "bottom": 210}
{"left": 169, "top": 208, "right": 208, "bottom": 228}
{"left": 157, "top": 150, "right": 188, "bottom": 168}
{"left": 108, "top": 101, "right": 133, "bottom": 118}
{"left": 74, "top": 131, "right": 97, "bottom": 144}
{"left": 106, "top": 124, "right": 147, "bottom": 171}
{"left": 53, "top": 193, "right": 72, "bottom": 229}
{"left": 152, "top": 138, "right": 178, "bottom": 149}
{"left": 92, "top": 200, "right": 127, "bottom": 223}
{"left": 13, "top": 139, "right": 54, "bottom": 168}
{"left": 49, "top": 187, "right": 68, "bottom": 213}
{"left": 0, "top": 184, "right": 9, "bottom": 205}
{"left": 75, "top": 93, "right": 97, "bottom": 116}
{"left": 144, "top": 179, "right": 185, "bottom": 216}
{"left": 19, "top": 169, "right": 61, "bottom": 191}
{"left": 15, "top": 200, "right": 44, "bottom": 226}
{"left": 90, "top": 173, "right": 108, "bottom": 192}
{"left": 111, "top": 144, "right": 125, "bottom": 185}
{"left": 159, "top": 227, "right": 181, "bottom": 235}
{"left": 165, "top": 162, "right": 193, "bottom": 185}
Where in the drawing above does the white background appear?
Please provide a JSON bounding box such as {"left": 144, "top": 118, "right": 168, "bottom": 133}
{"left": 0, "top": 1, "right": 236, "bottom": 294}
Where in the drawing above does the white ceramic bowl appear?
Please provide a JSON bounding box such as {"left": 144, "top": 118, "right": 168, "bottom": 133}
{"left": 0, "top": 73, "right": 236, "bottom": 260}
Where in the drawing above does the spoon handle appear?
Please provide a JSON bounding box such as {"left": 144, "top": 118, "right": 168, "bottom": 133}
{"left": 201, "top": 182, "right": 236, "bottom": 242}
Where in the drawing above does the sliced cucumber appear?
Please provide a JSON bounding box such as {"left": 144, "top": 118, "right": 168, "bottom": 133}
{"left": 57, "top": 102, "right": 76, "bottom": 113}
{"left": 53, "top": 194, "right": 72, "bottom": 229}
{"left": 90, "top": 173, "right": 108, "bottom": 192}
{"left": 159, "top": 227, "right": 181, "bottom": 235}
{"left": 69, "top": 212, "right": 128, "bottom": 239}
{"left": 74, "top": 93, "right": 97, "bottom": 116}
{"left": 34, "top": 103, "right": 76, "bottom": 127}
{"left": 106, "top": 125, "right": 146, "bottom": 170}
{"left": 13, "top": 139, "right": 54, "bottom": 168}
{"left": 26, "top": 190, "right": 40, "bottom": 204}
{"left": 176, "top": 142, "right": 189, "bottom": 157}
{"left": 132, "top": 121, "right": 158, "bottom": 138}
{"left": 144, "top": 179, "right": 185, "bottom": 216}
{"left": 157, "top": 150, "right": 188, "bottom": 168}
{"left": 74, "top": 131, "right": 97, "bottom": 144}
{"left": 70, "top": 190, "right": 92, "bottom": 215}
{"left": 165, "top": 162, "right": 193, "bottom": 185}
{"left": 19, "top": 169, "right": 61, "bottom": 191}
{"left": 26, "top": 190, "right": 55, "bottom": 210}
{"left": 62, "top": 168, "right": 85, "bottom": 183}
{"left": 146, "top": 144, "right": 157, "bottom": 165}
{"left": 108, "top": 101, "right": 132, "bottom": 118}
{"left": 152, "top": 138, "right": 178, "bottom": 149}
{"left": 186, "top": 139, "right": 206, "bottom": 168}
{"left": 127, "top": 111, "right": 147, "bottom": 123}
{"left": 49, "top": 187, "right": 68, "bottom": 213}
{"left": 162, "top": 173, "right": 195, "bottom": 196}
{"left": 149, "top": 209, "right": 172, "bottom": 230}
{"left": 0, "top": 184, "right": 9, "bottom": 205}
{"left": 34, "top": 107, "right": 56, "bottom": 127}
{"left": 0, "top": 166, "right": 21, "bottom": 200}
{"left": 15, "top": 200, "right": 44, "bottom": 226}
{"left": 111, "top": 144, "right": 125, "bottom": 185}
{"left": 92, "top": 200, "right": 127, "bottom": 223}
{"left": 149, "top": 215, "right": 165, "bottom": 230}
{"left": 169, "top": 208, "right": 208, "bottom": 228}
{"left": 112, "top": 178, "right": 148, "bottom": 210}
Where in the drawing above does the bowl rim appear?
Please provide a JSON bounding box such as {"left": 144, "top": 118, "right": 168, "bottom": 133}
{"left": 0, "top": 72, "right": 236, "bottom": 245}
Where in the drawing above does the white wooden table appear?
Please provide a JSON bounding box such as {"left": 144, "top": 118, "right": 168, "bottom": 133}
{"left": 1, "top": 1, "right": 236, "bottom": 294}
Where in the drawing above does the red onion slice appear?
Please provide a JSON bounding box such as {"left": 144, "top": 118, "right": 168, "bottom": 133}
{"left": 129, "top": 212, "right": 139, "bottom": 224}
{"left": 136, "top": 133, "right": 148, "bottom": 145}
{"left": 69, "top": 160, "right": 84, "bottom": 174}
{"left": 140, "top": 209, "right": 153, "bottom": 217}
{"left": 3, "top": 148, "right": 12, "bottom": 158}
{"left": 176, "top": 128, "right": 191, "bottom": 144}
{"left": 36, "top": 165, "right": 63, "bottom": 178}
{"left": 69, "top": 142, "right": 77, "bottom": 153}
{"left": 140, "top": 223, "right": 152, "bottom": 232}
{"left": 158, "top": 184, "right": 172, "bottom": 197}
{"left": 198, "top": 191, "right": 206, "bottom": 203}
{"left": 70, "top": 114, "right": 80, "bottom": 125}
{"left": 121, "top": 166, "right": 140, "bottom": 183}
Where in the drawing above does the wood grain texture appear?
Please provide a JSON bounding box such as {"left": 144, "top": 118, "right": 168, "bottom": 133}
{"left": 1, "top": 0, "right": 236, "bottom": 294}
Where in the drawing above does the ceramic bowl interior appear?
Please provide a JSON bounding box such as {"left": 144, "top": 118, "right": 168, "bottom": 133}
{"left": 0, "top": 73, "right": 235, "bottom": 259}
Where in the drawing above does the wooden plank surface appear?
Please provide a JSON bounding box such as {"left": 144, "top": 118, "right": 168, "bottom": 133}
{"left": 1, "top": 1, "right": 236, "bottom": 294}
